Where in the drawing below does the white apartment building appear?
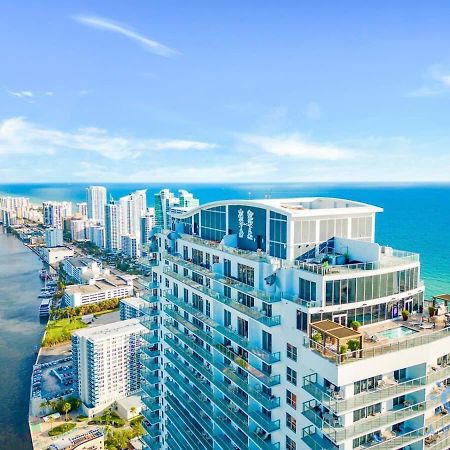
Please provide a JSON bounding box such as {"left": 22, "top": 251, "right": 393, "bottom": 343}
{"left": 77, "top": 202, "right": 88, "bottom": 218}
{"left": 72, "top": 319, "right": 147, "bottom": 416}
{"left": 105, "top": 201, "right": 122, "bottom": 252}
{"left": 41, "top": 246, "right": 74, "bottom": 266}
{"left": 70, "top": 219, "right": 88, "bottom": 241}
{"left": 88, "top": 225, "right": 105, "bottom": 248}
{"left": 120, "top": 296, "right": 146, "bottom": 320}
{"left": 43, "top": 201, "right": 72, "bottom": 229}
{"left": 141, "top": 208, "right": 156, "bottom": 245}
{"left": 122, "top": 234, "right": 141, "bottom": 259}
{"left": 61, "top": 257, "right": 103, "bottom": 284}
{"left": 138, "top": 196, "right": 450, "bottom": 450}
{"left": 119, "top": 189, "right": 147, "bottom": 243}
{"left": 63, "top": 273, "right": 133, "bottom": 307}
{"left": 87, "top": 186, "right": 107, "bottom": 226}
{"left": 45, "top": 227, "right": 64, "bottom": 247}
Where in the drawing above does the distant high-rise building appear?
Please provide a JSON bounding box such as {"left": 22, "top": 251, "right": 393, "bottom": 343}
{"left": 69, "top": 219, "right": 87, "bottom": 241}
{"left": 104, "top": 201, "right": 121, "bottom": 251}
{"left": 178, "top": 189, "right": 200, "bottom": 208}
{"left": 72, "top": 319, "right": 147, "bottom": 416}
{"left": 88, "top": 225, "right": 105, "bottom": 248}
{"left": 45, "top": 227, "right": 64, "bottom": 247}
{"left": 43, "top": 201, "right": 72, "bottom": 229}
{"left": 141, "top": 208, "right": 155, "bottom": 245}
{"left": 77, "top": 202, "right": 88, "bottom": 218}
{"left": 121, "top": 234, "right": 140, "bottom": 259}
{"left": 119, "top": 189, "right": 147, "bottom": 239}
{"left": 87, "top": 186, "right": 107, "bottom": 226}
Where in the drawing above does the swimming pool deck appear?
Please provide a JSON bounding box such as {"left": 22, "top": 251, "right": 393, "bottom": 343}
{"left": 307, "top": 314, "right": 450, "bottom": 364}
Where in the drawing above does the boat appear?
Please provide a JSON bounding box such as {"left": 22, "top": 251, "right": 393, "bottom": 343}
{"left": 39, "top": 298, "right": 51, "bottom": 317}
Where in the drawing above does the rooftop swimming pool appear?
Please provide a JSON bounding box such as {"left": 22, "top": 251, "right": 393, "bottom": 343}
{"left": 377, "top": 326, "right": 418, "bottom": 340}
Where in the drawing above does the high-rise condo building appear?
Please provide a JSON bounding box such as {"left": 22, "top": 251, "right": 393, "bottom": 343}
{"left": 141, "top": 208, "right": 156, "bottom": 245}
{"left": 77, "top": 201, "right": 88, "bottom": 218}
{"left": 44, "top": 227, "right": 64, "bottom": 247}
{"left": 138, "top": 196, "right": 450, "bottom": 450}
{"left": 72, "top": 319, "right": 147, "bottom": 416}
{"left": 104, "top": 201, "right": 121, "bottom": 251}
{"left": 87, "top": 186, "right": 107, "bottom": 226}
{"left": 43, "top": 201, "right": 73, "bottom": 229}
{"left": 154, "top": 188, "right": 198, "bottom": 229}
{"left": 119, "top": 189, "right": 147, "bottom": 241}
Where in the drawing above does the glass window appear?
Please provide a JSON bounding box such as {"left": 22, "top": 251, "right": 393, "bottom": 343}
{"left": 286, "top": 390, "right": 297, "bottom": 409}
{"left": 237, "top": 263, "right": 254, "bottom": 287}
{"left": 287, "top": 343, "right": 297, "bottom": 361}
{"left": 286, "top": 436, "right": 296, "bottom": 450}
{"left": 287, "top": 367, "right": 297, "bottom": 385}
{"left": 286, "top": 413, "right": 296, "bottom": 433}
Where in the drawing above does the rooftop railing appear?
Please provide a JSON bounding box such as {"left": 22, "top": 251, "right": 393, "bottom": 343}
{"left": 303, "top": 324, "right": 450, "bottom": 365}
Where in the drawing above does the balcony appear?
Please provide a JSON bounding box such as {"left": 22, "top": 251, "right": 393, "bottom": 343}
{"left": 142, "top": 307, "right": 160, "bottom": 317}
{"left": 213, "top": 414, "right": 248, "bottom": 450}
{"left": 142, "top": 396, "right": 160, "bottom": 412}
{"left": 220, "top": 364, "right": 280, "bottom": 410}
{"left": 141, "top": 433, "right": 161, "bottom": 450}
{"left": 140, "top": 293, "right": 159, "bottom": 303}
{"left": 165, "top": 293, "right": 280, "bottom": 364}
{"left": 165, "top": 322, "right": 213, "bottom": 363}
{"left": 165, "top": 363, "right": 213, "bottom": 400}
{"left": 166, "top": 412, "right": 213, "bottom": 450}
{"left": 141, "top": 385, "right": 160, "bottom": 398}
{"left": 142, "top": 408, "right": 161, "bottom": 425}
{"left": 143, "top": 422, "right": 161, "bottom": 438}
{"left": 303, "top": 373, "right": 426, "bottom": 413}
{"left": 303, "top": 399, "right": 427, "bottom": 443}
{"left": 164, "top": 306, "right": 213, "bottom": 344}
{"left": 164, "top": 337, "right": 213, "bottom": 381}
{"left": 141, "top": 346, "right": 160, "bottom": 358}
{"left": 302, "top": 428, "right": 337, "bottom": 450}
{"left": 214, "top": 342, "right": 280, "bottom": 387}
{"left": 163, "top": 267, "right": 281, "bottom": 327}
{"left": 142, "top": 333, "right": 160, "bottom": 345}
{"left": 141, "top": 319, "right": 159, "bottom": 331}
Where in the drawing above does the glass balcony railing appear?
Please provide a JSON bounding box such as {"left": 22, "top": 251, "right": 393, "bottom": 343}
{"left": 164, "top": 337, "right": 213, "bottom": 381}
{"left": 165, "top": 293, "right": 280, "bottom": 364}
{"left": 214, "top": 342, "right": 280, "bottom": 387}
{"left": 163, "top": 267, "right": 281, "bottom": 327}
{"left": 142, "top": 408, "right": 161, "bottom": 425}
{"left": 142, "top": 396, "right": 160, "bottom": 412}
{"left": 142, "top": 333, "right": 159, "bottom": 345}
{"left": 167, "top": 411, "right": 213, "bottom": 450}
{"left": 213, "top": 413, "right": 249, "bottom": 450}
{"left": 219, "top": 364, "right": 280, "bottom": 410}
{"left": 141, "top": 371, "right": 160, "bottom": 385}
{"left": 303, "top": 399, "right": 427, "bottom": 443}
{"left": 143, "top": 423, "right": 161, "bottom": 439}
{"left": 141, "top": 358, "right": 159, "bottom": 372}
{"left": 303, "top": 373, "right": 426, "bottom": 413}
{"left": 250, "top": 431, "right": 281, "bottom": 450}
{"left": 141, "top": 433, "right": 161, "bottom": 450}
{"left": 141, "top": 385, "right": 160, "bottom": 398}
{"left": 140, "top": 293, "right": 159, "bottom": 303}
{"left": 141, "top": 319, "right": 159, "bottom": 331}
{"left": 303, "top": 324, "right": 450, "bottom": 365}
{"left": 164, "top": 306, "right": 213, "bottom": 344}
{"left": 141, "top": 346, "right": 160, "bottom": 358}
{"left": 302, "top": 430, "right": 337, "bottom": 450}
{"left": 214, "top": 378, "right": 249, "bottom": 411}
{"left": 165, "top": 363, "right": 213, "bottom": 400}
{"left": 165, "top": 322, "right": 213, "bottom": 363}
{"left": 213, "top": 395, "right": 249, "bottom": 433}
{"left": 142, "top": 307, "right": 160, "bottom": 317}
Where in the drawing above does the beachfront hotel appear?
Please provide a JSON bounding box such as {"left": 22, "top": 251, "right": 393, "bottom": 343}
{"left": 72, "top": 319, "right": 147, "bottom": 417}
{"left": 138, "top": 195, "right": 450, "bottom": 450}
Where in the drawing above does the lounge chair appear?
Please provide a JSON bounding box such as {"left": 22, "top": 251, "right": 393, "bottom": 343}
{"left": 420, "top": 323, "right": 434, "bottom": 329}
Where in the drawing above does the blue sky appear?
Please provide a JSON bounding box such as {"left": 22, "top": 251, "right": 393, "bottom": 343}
{"left": 1, "top": 1, "right": 450, "bottom": 182}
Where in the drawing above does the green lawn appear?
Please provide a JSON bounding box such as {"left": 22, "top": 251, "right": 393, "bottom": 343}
{"left": 42, "top": 317, "right": 87, "bottom": 347}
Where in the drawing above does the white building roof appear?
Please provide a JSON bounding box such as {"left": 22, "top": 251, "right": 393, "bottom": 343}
{"left": 73, "top": 318, "right": 146, "bottom": 341}
{"left": 121, "top": 296, "right": 147, "bottom": 309}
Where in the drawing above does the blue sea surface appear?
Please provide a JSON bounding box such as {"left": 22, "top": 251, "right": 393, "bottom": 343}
{"left": 1, "top": 182, "right": 449, "bottom": 296}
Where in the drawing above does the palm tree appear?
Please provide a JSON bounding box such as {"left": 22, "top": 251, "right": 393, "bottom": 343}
{"left": 39, "top": 401, "right": 47, "bottom": 415}
{"left": 130, "top": 406, "right": 137, "bottom": 418}
{"left": 48, "top": 415, "right": 55, "bottom": 432}
{"left": 62, "top": 402, "right": 71, "bottom": 422}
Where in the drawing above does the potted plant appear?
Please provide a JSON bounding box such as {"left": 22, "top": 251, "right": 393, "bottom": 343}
{"left": 401, "top": 309, "right": 410, "bottom": 321}
{"left": 347, "top": 339, "right": 360, "bottom": 358}
{"left": 312, "top": 332, "right": 323, "bottom": 349}
{"left": 351, "top": 320, "right": 361, "bottom": 331}
{"left": 429, "top": 306, "right": 436, "bottom": 317}
{"left": 339, "top": 344, "right": 348, "bottom": 362}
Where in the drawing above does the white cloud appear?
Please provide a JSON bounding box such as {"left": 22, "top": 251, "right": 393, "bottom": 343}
{"left": 239, "top": 133, "right": 353, "bottom": 160}
{"left": 8, "top": 90, "right": 34, "bottom": 99}
{"left": 408, "top": 65, "right": 450, "bottom": 97}
{"left": 74, "top": 15, "right": 179, "bottom": 57}
{"left": 45, "top": 91, "right": 54, "bottom": 96}
{"left": 0, "top": 117, "right": 216, "bottom": 160}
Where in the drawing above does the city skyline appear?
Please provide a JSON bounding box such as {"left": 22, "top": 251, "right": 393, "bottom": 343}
{"left": 2, "top": 1, "right": 450, "bottom": 183}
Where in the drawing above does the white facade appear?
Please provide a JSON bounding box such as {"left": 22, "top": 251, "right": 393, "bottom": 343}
{"left": 121, "top": 234, "right": 141, "bottom": 259}
{"left": 119, "top": 296, "right": 146, "bottom": 320}
{"left": 137, "top": 196, "right": 450, "bottom": 450}
{"left": 70, "top": 219, "right": 88, "bottom": 241}
{"left": 61, "top": 257, "right": 102, "bottom": 284}
{"left": 41, "top": 246, "right": 74, "bottom": 266}
{"left": 45, "top": 228, "right": 64, "bottom": 247}
{"left": 72, "top": 319, "right": 147, "bottom": 415}
{"left": 63, "top": 273, "right": 134, "bottom": 307}
{"left": 43, "top": 201, "right": 72, "bottom": 229}
{"left": 141, "top": 208, "right": 155, "bottom": 245}
{"left": 87, "top": 186, "right": 107, "bottom": 226}
{"left": 88, "top": 225, "right": 105, "bottom": 248}
{"left": 105, "top": 201, "right": 121, "bottom": 252}
{"left": 77, "top": 202, "right": 88, "bottom": 218}
{"left": 119, "top": 189, "right": 147, "bottom": 244}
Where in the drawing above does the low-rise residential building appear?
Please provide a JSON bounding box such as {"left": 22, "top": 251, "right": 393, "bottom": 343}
{"left": 63, "top": 273, "right": 133, "bottom": 307}
{"left": 72, "top": 319, "right": 147, "bottom": 416}
{"left": 61, "top": 257, "right": 103, "bottom": 284}
{"left": 41, "top": 246, "right": 74, "bottom": 266}
{"left": 119, "top": 296, "right": 146, "bottom": 320}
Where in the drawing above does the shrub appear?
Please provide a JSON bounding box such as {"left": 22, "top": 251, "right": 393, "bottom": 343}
{"left": 347, "top": 339, "right": 360, "bottom": 352}
{"left": 351, "top": 320, "right": 361, "bottom": 331}
{"left": 48, "top": 422, "right": 76, "bottom": 436}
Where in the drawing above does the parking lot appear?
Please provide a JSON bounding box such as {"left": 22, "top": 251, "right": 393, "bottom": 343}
{"left": 32, "top": 356, "right": 75, "bottom": 401}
